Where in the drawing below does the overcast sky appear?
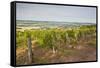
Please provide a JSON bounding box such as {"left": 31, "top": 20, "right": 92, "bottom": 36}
{"left": 16, "top": 3, "right": 96, "bottom": 23}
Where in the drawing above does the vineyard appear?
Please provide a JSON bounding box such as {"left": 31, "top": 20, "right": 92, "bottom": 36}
{"left": 16, "top": 25, "right": 96, "bottom": 65}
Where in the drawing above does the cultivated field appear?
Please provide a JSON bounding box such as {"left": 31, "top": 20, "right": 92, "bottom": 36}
{"left": 16, "top": 22, "right": 96, "bottom": 65}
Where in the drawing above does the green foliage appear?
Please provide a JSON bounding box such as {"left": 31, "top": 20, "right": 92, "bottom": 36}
{"left": 16, "top": 25, "right": 96, "bottom": 49}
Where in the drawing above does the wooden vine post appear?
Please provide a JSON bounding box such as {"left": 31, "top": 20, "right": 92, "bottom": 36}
{"left": 27, "top": 36, "right": 33, "bottom": 64}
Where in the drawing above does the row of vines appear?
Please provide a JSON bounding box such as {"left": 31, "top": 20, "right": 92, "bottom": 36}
{"left": 16, "top": 25, "right": 96, "bottom": 53}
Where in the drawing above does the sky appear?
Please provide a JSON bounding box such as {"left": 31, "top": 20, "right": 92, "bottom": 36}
{"left": 16, "top": 3, "right": 96, "bottom": 23}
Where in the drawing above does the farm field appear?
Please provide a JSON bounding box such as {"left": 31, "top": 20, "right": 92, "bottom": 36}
{"left": 16, "top": 21, "right": 96, "bottom": 65}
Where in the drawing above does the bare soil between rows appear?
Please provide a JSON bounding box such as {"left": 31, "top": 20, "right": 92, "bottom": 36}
{"left": 16, "top": 43, "right": 96, "bottom": 65}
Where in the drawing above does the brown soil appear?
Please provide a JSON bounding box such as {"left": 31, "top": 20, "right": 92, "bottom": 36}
{"left": 16, "top": 40, "right": 96, "bottom": 65}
